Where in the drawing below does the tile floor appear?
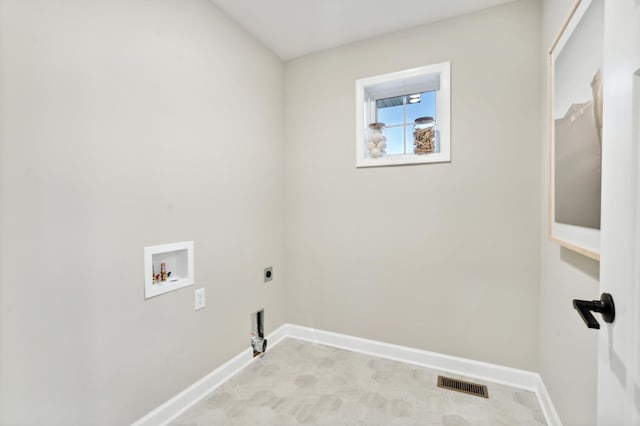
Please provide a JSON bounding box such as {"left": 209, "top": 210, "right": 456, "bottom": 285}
{"left": 170, "top": 338, "right": 546, "bottom": 425}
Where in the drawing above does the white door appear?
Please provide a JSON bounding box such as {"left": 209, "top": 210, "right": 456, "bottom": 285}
{"left": 598, "top": 0, "right": 640, "bottom": 424}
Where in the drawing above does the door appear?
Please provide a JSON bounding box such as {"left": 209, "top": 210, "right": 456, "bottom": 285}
{"left": 598, "top": 0, "right": 640, "bottom": 424}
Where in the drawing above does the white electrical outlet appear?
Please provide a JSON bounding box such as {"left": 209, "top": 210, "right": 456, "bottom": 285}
{"left": 194, "top": 288, "right": 206, "bottom": 310}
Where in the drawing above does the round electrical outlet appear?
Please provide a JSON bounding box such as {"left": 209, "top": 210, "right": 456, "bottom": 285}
{"left": 264, "top": 266, "right": 273, "bottom": 283}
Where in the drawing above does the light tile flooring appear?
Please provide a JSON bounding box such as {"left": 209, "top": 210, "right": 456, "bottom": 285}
{"left": 170, "top": 338, "right": 546, "bottom": 425}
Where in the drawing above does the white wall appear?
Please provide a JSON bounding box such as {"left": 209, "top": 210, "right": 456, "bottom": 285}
{"left": 539, "top": 1, "right": 600, "bottom": 424}
{"left": 0, "top": 0, "right": 285, "bottom": 424}
{"left": 284, "top": 0, "right": 542, "bottom": 371}
{"left": 0, "top": 0, "right": 600, "bottom": 423}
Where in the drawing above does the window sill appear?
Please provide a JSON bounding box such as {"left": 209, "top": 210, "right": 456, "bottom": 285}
{"left": 356, "top": 152, "right": 450, "bottom": 168}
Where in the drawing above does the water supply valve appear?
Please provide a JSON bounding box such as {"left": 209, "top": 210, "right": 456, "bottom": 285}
{"left": 252, "top": 336, "right": 267, "bottom": 355}
{"left": 251, "top": 309, "right": 267, "bottom": 357}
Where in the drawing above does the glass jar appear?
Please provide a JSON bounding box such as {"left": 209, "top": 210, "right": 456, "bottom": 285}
{"left": 413, "top": 117, "right": 437, "bottom": 155}
{"left": 367, "top": 123, "right": 387, "bottom": 159}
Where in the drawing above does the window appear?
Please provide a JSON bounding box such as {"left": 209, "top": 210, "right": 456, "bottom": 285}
{"left": 376, "top": 91, "right": 436, "bottom": 155}
{"left": 355, "top": 62, "right": 451, "bottom": 167}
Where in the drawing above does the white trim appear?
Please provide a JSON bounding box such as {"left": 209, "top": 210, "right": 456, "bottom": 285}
{"left": 262, "top": 322, "right": 289, "bottom": 348}
{"left": 133, "top": 323, "right": 561, "bottom": 426}
{"left": 285, "top": 324, "right": 562, "bottom": 425}
{"left": 356, "top": 152, "right": 451, "bottom": 168}
{"left": 131, "top": 325, "right": 289, "bottom": 426}
{"left": 131, "top": 348, "right": 253, "bottom": 426}
{"left": 356, "top": 63, "right": 448, "bottom": 94}
{"left": 535, "top": 375, "right": 563, "bottom": 426}
{"left": 355, "top": 62, "right": 451, "bottom": 168}
{"left": 285, "top": 324, "right": 537, "bottom": 389}
{"left": 366, "top": 77, "right": 440, "bottom": 101}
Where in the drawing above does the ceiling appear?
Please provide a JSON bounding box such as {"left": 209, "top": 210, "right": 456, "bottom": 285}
{"left": 209, "top": 0, "right": 517, "bottom": 60}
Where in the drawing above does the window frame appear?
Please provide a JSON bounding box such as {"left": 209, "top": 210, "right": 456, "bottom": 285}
{"left": 355, "top": 62, "right": 451, "bottom": 168}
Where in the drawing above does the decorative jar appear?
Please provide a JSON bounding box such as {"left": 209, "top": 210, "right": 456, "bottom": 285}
{"left": 367, "top": 122, "right": 387, "bottom": 159}
{"left": 413, "top": 117, "right": 438, "bottom": 155}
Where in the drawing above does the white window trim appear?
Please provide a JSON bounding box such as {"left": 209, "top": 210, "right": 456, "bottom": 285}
{"left": 355, "top": 62, "right": 451, "bottom": 168}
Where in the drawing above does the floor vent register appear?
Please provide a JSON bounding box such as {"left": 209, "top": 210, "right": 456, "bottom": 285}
{"left": 437, "top": 375, "right": 489, "bottom": 399}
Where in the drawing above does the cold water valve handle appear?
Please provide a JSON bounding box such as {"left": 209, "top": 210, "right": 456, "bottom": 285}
{"left": 572, "top": 293, "right": 615, "bottom": 329}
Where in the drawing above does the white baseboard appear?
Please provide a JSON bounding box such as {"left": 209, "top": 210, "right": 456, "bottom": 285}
{"left": 535, "top": 376, "right": 563, "bottom": 426}
{"left": 131, "top": 324, "right": 289, "bottom": 426}
{"left": 283, "top": 324, "right": 562, "bottom": 426}
{"left": 130, "top": 347, "right": 253, "bottom": 426}
{"left": 285, "top": 324, "right": 539, "bottom": 390}
{"left": 132, "top": 323, "right": 561, "bottom": 426}
{"left": 264, "top": 321, "right": 289, "bottom": 349}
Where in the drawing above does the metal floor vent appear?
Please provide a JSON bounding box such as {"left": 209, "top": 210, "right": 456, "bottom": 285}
{"left": 437, "top": 375, "right": 489, "bottom": 398}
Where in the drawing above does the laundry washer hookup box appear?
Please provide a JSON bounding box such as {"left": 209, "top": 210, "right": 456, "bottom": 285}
{"left": 144, "top": 241, "right": 194, "bottom": 299}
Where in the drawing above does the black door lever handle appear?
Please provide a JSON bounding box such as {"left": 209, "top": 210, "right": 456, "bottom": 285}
{"left": 572, "top": 293, "right": 615, "bottom": 329}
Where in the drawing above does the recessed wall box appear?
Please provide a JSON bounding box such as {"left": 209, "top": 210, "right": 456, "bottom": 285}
{"left": 144, "top": 241, "right": 194, "bottom": 299}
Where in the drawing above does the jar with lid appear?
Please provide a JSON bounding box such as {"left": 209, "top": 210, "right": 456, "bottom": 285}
{"left": 367, "top": 123, "right": 387, "bottom": 159}
{"left": 413, "top": 117, "right": 438, "bottom": 155}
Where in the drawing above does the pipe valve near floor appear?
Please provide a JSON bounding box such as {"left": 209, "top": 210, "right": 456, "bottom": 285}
{"left": 251, "top": 309, "right": 267, "bottom": 357}
{"left": 252, "top": 336, "right": 267, "bottom": 355}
